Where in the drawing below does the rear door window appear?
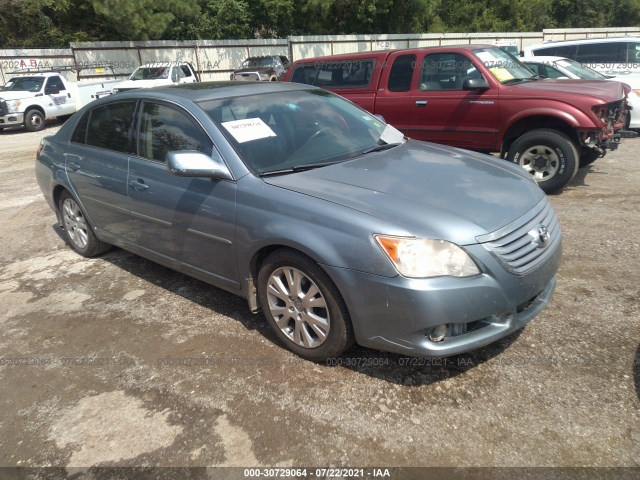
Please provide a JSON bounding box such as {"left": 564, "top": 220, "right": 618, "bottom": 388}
{"left": 85, "top": 101, "right": 137, "bottom": 153}
{"left": 388, "top": 54, "right": 416, "bottom": 92}
{"left": 576, "top": 42, "right": 626, "bottom": 64}
{"left": 290, "top": 59, "right": 376, "bottom": 88}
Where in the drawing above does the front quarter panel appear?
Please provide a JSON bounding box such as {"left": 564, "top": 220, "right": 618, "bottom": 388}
{"left": 234, "top": 175, "right": 404, "bottom": 281}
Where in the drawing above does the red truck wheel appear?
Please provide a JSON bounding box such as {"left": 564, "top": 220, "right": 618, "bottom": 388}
{"left": 507, "top": 129, "right": 579, "bottom": 194}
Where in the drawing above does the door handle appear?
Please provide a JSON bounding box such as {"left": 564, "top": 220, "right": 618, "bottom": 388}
{"left": 415, "top": 100, "right": 428, "bottom": 107}
{"left": 129, "top": 179, "right": 149, "bottom": 191}
{"left": 68, "top": 162, "right": 80, "bottom": 171}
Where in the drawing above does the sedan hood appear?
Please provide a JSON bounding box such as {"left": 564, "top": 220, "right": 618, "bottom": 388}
{"left": 264, "top": 141, "right": 545, "bottom": 245}
{"left": 0, "top": 90, "right": 36, "bottom": 101}
{"left": 507, "top": 79, "right": 630, "bottom": 102}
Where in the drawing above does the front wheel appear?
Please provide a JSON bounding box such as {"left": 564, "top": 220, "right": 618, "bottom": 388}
{"left": 257, "top": 249, "right": 354, "bottom": 362}
{"left": 24, "top": 109, "right": 45, "bottom": 132}
{"left": 58, "top": 190, "right": 111, "bottom": 257}
{"left": 507, "top": 129, "right": 579, "bottom": 194}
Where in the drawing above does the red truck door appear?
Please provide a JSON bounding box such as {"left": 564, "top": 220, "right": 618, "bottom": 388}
{"left": 376, "top": 50, "right": 499, "bottom": 150}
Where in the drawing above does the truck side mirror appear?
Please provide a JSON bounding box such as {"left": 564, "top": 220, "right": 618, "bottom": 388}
{"left": 463, "top": 78, "right": 490, "bottom": 91}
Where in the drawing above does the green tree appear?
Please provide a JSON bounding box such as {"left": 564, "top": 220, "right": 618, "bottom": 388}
{"left": 170, "top": 0, "right": 251, "bottom": 39}
{"left": 249, "top": 0, "right": 295, "bottom": 38}
{"left": 91, "top": 0, "right": 199, "bottom": 40}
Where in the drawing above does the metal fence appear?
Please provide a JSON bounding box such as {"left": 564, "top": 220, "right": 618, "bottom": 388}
{"left": 1, "top": 27, "right": 639, "bottom": 85}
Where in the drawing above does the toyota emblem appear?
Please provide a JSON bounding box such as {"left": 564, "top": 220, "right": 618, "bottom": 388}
{"left": 529, "top": 224, "right": 550, "bottom": 249}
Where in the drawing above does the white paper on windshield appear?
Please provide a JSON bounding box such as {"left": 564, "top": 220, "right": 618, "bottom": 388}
{"left": 475, "top": 50, "right": 499, "bottom": 63}
{"left": 379, "top": 124, "right": 405, "bottom": 145}
{"left": 222, "top": 118, "right": 276, "bottom": 143}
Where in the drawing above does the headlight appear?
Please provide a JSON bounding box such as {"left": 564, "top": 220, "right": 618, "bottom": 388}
{"left": 259, "top": 73, "right": 270, "bottom": 80}
{"left": 375, "top": 235, "right": 480, "bottom": 278}
{"left": 6, "top": 99, "right": 22, "bottom": 113}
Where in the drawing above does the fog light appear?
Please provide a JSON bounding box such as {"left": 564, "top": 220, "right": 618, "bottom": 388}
{"left": 428, "top": 324, "right": 448, "bottom": 342}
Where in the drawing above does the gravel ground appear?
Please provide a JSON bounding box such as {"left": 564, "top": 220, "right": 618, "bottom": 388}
{"left": 0, "top": 121, "right": 639, "bottom": 479}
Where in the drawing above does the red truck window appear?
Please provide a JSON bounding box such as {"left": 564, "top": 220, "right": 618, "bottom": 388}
{"left": 290, "top": 59, "right": 376, "bottom": 88}
{"left": 388, "top": 54, "right": 415, "bottom": 92}
{"left": 419, "top": 53, "right": 481, "bottom": 91}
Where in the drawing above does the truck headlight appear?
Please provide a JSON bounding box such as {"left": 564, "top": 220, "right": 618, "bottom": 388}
{"left": 375, "top": 235, "right": 480, "bottom": 278}
{"left": 5, "top": 99, "right": 22, "bottom": 113}
{"left": 259, "top": 73, "right": 270, "bottom": 80}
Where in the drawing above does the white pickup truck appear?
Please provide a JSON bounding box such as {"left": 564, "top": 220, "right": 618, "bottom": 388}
{"left": 0, "top": 71, "right": 118, "bottom": 132}
{"left": 113, "top": 62, "right": 200, "bottom": 92}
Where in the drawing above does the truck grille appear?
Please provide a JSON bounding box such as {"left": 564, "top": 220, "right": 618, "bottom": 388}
{"left": 476, "top": 198, "right": 561, "bottom": 275}
{"left": 0, "top": 99, "right": 7, "bottom": 117}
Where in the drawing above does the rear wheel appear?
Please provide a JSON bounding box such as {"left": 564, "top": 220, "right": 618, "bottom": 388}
{"left": 24, "top": 109, "right": 45, "bottom": 132}
{"left": 257, "top": 249, "right": 354, "bottom": 362}
{"left": 58, "top": 190, "right": 111, "bottom": 257}
{"left": 507, "top": 128, "right": 579, "bottom": 194}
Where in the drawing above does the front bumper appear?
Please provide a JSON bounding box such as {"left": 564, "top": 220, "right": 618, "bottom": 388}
{"left": 323, "top": 236, "right": 561, "bottom": 358}
{"left": 0, "top": 112, "right": 25, "bottom": 127}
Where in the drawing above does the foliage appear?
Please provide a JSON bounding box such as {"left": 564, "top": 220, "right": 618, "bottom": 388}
{"left": 1, "top": 0, "right": 639, "bottom": 47}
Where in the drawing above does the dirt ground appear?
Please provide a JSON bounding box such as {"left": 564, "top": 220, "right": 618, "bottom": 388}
{"left": 1, "top": 120, "right": 639, "bottom": 479}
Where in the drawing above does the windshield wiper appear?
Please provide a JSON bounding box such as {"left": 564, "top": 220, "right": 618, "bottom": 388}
{"left": 259, "top": 160, "right": 343, "bottom": 177}
{"left": 503, "top": 77, "right": 538, "bottom": 85}
{"left": 347, "top": 142, "right": 403, "bottom": 160}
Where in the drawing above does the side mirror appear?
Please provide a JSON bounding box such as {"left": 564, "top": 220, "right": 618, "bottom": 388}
{"left": 166, "top": 151, "right": 233, "bottom": 180}
{"left": 463, "top": 78, "right": 490, "bottom": 91}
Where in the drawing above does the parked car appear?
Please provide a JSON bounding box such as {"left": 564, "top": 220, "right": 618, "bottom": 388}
{"left": 231, "top": 56, "right": 291, "bottom": 81}
{"left": 523, "top": 36, "right": 640, "bottom": 79}
{"left": 113, "top": 62, "right": 199, "bottom": 92}
{"left": 36, "top": 82, "right": 561, "bottom": 361}
{"left": 496, "top": 42, "right": 520, "bottom": 56}
{"left": 521, "top": 55, "right": 640, "bottom": 136}
{"left": 285, "top": 45, "right": 633, "bottom": 192}
{"left": 1, "top": 70, "right": 117, "bottom": 132}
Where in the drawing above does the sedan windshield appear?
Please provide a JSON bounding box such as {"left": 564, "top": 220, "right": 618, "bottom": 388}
{"left": 555, "top": 59, "right": 606, "bottom": 80}
{"left": 473, "top": 47, "right": 537, "bottom": 84}
{"left": 200, "top": 89, "right": 395, "bottom": 175}
{"left": 2, "top": 76, "right": 44, "bottom": 92}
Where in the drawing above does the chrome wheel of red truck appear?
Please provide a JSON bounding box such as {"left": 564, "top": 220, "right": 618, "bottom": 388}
{"left": 508, "top": 129, "right": 579, "bottom": 194}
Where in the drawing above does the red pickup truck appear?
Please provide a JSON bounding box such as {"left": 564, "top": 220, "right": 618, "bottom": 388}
{"left": 284, "top": 45, "right": 633, "bottom": 193}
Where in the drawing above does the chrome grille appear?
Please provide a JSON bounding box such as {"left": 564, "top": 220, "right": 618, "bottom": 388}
{"left": 477, "top": 198, "right": 561, "bottom": 275}
{"left": 0, "top": 99, "right": 7, "bottom": 116}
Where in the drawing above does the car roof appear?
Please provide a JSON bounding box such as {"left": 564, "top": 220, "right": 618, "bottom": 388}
{"left": 532, "top": 35, "right": 639, "bottom": 47}
{"left": 111, "top": 81, "right": 316, "bottom": 103}
{"left": 291, "top": 44, "right": 498, "bottom": 63}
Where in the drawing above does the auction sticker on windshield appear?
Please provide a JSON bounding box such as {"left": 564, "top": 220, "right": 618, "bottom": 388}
{"left": 222, "top": 118, "right": 276, "bottom": 143}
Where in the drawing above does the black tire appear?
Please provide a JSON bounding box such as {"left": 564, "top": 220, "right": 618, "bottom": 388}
{"left": 507, "top": 128, "right": 579, "bottom": 194}
{"left": 257, "top": 249, "right": 354, "bottom": 362}
{"left": 58, "top": 190, "right": 111, "bottom": 257}
{"left": 579, "top": 148, "right": 601, "bottom": 168}
{"left": 24, "top": 109, "right": 46, "bottom": 132}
